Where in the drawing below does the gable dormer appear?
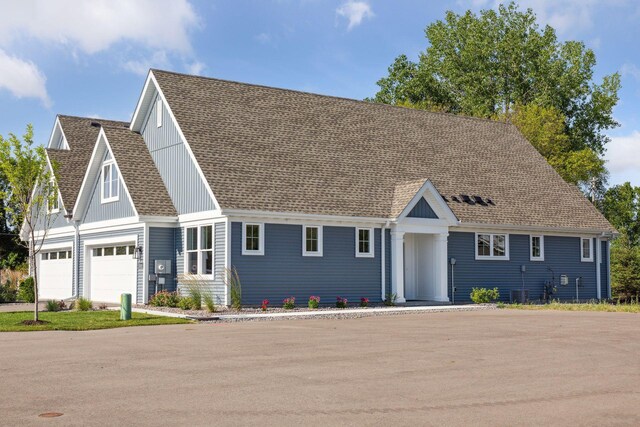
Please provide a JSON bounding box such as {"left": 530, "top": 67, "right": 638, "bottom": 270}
{"left": 47, "top": 117, "right": 70, "bottom": 150}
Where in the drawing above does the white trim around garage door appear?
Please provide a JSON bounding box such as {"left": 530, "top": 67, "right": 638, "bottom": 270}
{"left": 83, "top": 234, "right": 139, "bottom": 302}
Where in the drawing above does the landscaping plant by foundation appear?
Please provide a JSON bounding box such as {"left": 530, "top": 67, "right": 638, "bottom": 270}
{"left": 74, "top": 297, "right": 93, "bottom": 311}
{"left": 204, "top": 293, "right": 216, "bottom": 313}
{"left": 45, "top": 300, "right": 60, "bottom": 312}
{"left": 224, "top": 267, "right": 242, "bottom": 310}
{"left": 360, "top": 297, "right": 369, "bottom": 307}
{"left": 308, "top": 295, "right": 320, "bottom": 309}
{"left": 283, "top": 297, "right": 295, "bottom": 309}
{"left": 261, "top": 299, "right": 269, "bottom": 311}
{"left": 470, "top": 287, "right": 500, "bottom": 304}
{"left": 336, "top": 296, "right": 348, "bottom": 308}
{"left": 149, "top": 291, "right": 180, "bottom": 308}
{"left": 384, "top": 293, "right": 397, "bottom": 306}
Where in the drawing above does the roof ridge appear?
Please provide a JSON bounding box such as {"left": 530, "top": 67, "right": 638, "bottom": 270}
{"left": 151, "top": 69, "right": 515, "bottom": 127}
{"left": 57, "top": 114, "right": 129, "bottom": 125}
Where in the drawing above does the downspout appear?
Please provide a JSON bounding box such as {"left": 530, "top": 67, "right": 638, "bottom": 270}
{"left": 596, "top": 235, "right": 602, "bottom": 300}
{"left": 381, "top": 221, "right": 390, "bottom": 301}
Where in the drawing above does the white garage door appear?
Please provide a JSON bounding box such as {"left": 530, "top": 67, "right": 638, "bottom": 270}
{"left": 39, "top": 249, "right": 73, "bottom": 300}
{"left": 89, "top": 244, "right": 138, "bottom": 303}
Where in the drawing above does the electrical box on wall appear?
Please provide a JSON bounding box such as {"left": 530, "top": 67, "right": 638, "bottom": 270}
{"left": 154, "top": 260, "right": 172, "bottom": 275}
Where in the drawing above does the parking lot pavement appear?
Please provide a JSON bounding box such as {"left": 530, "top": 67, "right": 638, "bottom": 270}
{"left": 1, "top": 309, "right": 639, "bottom": 426}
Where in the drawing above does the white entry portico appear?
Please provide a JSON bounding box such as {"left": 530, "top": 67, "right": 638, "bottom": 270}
{"left": 389, "top": 180, "right": 459, "bottom": 303}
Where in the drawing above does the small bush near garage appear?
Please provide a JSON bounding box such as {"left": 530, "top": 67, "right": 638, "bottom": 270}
{"left": 46, "top": 300, "right": 60, "bottom": 312}
{"left": 470, "top": 287, "right": 500, "bottom": 304}
{"left": 0, "top": 282, "right": 17, "bottom": 303}
{"left": 74, "top": 297, "right": 93, "bottom": 311}
{"left": 17, "top": 277, "right": 35, "bottom": 303}
{"left": 149, "top": 291, "right": 180, "bottom": 308}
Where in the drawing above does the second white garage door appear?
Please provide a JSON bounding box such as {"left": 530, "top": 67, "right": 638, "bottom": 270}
{"left": 39, "top": 248, "right": 73, "bottom": 300}
{"left": 89, "top": 244, "right": 138, "bottom": 303}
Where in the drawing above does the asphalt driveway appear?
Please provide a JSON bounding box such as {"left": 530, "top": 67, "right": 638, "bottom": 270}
{"left": 1, "top": 310, "right": 638, "bottom": 426}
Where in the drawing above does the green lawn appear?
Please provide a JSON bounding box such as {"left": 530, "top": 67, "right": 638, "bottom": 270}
{"left": 0, "top": 310, "right": 191, "bottom": 332}
{"left": 499, "top": 301, "right": 640, "bottom": 313}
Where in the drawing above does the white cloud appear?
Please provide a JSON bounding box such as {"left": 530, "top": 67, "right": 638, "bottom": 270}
{"left": 0, "top": 0, "right": 200, "bottom": 54}
{"left": 621, "top": 63, "right": 640, "bottom": 81}
{"left": 336, "top": 1, "right": 374, "bottom": 30}
{"left": 606, "top": 131, "right": 640, "bottom": 174}
{"left": 0, "top": 49, "right": 50, "bottom": 107}
{"left": 187, "top": 61, "right": 205, "bottom": 75}
{"left": 122, "top": 51, "right": 170, "bottom": 76}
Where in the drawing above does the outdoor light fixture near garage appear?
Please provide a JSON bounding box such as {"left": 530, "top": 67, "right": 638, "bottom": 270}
{"left": 132, "top": 246, "right": 143, "bottom": 263}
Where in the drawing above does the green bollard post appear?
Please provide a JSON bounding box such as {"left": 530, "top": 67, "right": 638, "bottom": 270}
{"left": 121, "top": 293, "right": 132, "bottom": 320}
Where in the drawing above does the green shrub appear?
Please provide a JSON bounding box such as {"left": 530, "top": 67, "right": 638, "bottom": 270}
{"left": 17, "top": 277, "right": 35, "bottom": 303}
{"left": 384, "top": 293, "right": 397, "bottom": 306}
{"left": 46, "top": 300, "right": 60, "bottom": 312}
{"left": 74, "top": 297, "right": 93, "bottom": 311}
{"left": 203, "top": 293, "right": 216, "bottom": 313}
{"left": 283, "top": 297, "right": 295, "bottom": 309}
{"left": 0, "top": 282, "right": 17, "bottom": 303}
{"left": 178, "top": 297, "right": 199, "bottom": 311}
{"left": 336, "top": 296, "right": 348, "bottom": 308}
{"left": 308, "top": 296, "right": 320, "bottom": 309}
{"left": 470, "top": 287, "right": 500, "bottom": 304}
{"left": 149, "top": 291, "right": 180, "bottom": 308}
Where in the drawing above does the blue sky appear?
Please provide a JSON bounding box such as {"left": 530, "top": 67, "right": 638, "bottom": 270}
{"left": 1, "top": 0, "right": 639, "bottom": 187}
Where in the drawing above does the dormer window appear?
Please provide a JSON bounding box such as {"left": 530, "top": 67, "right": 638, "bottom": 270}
{"left": 101, "top": 160, "right": 119, "bottom": 203}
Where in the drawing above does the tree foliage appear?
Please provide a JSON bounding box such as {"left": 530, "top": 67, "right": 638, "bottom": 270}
{"left": 610, "top": 232, "right": 640, "bottom": 301}
{"left": 602, "top": 183, "right": 640, "bottom": 246}
{"left": 0, "top": 125, "right": 58, "bottom": 321}
{"left": 371, "top": 2, "right": 620, "bottom": 191}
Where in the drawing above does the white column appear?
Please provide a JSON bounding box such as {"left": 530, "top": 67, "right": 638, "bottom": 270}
{"left": 596, "top": 237, "right": 602, "bottom": 300}
{"left": 390, "top": 231, "right": 406, "bottom": 303}
{"left": 433, "top": 233, "right": 450, "bottom": 302}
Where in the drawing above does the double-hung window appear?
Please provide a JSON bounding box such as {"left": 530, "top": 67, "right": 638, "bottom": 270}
{"left": 476, "top": 233, "right": 509, "bottom": 260}
{"left": 186, "top": 225, "right": 213, "bottom": 275}
{"left": 355, "top": 227, "right": 374, "bottom": 258}
{"left": 530, "top": 235, "right": 544, "bottom": 261}
{"left": 581, "top": 237, "right": 593, "bottom": 262}
{"left": 242, "top": 223, "right": 264, "bottom": 255}
{"left": 101, "top": 160, "right": 119, "bottom": 203}
{"left": 302, "top": 225, "right": 323, "bottom": 257}
{"left": 47, "top": 176, "right": 59, "bottom": 213}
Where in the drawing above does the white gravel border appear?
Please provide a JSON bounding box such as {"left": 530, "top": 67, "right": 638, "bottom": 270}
{"left": 110, "top": 304, "right": 497, "bottom": 322}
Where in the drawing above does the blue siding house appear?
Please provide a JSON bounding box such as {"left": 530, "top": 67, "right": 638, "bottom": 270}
{"left": 30, "top": 69, "right": 615, "bottom": 306}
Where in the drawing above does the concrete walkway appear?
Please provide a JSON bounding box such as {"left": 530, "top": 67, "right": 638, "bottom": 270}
{"left": 114, "top": 303, "right": 495, "bottom": 321}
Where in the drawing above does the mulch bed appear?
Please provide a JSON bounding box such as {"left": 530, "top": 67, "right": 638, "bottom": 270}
{"left": 21, "top": 320, "right": 51, "bottom": 326}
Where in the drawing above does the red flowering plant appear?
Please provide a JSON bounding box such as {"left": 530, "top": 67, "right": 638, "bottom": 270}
{"left": 360, "top": 297, "right": 369, "bottom": 308}
{"left": 308, "top": 295, "right": 320, "bottom": 309}
{"left": 261, "top": 299, "right": 269, "bottom": 311}
{"left": 336, "top": 296, "right": 348, "bottom": 308}
{"left": 283, "top": 297, "right": 296, "bottom": 310}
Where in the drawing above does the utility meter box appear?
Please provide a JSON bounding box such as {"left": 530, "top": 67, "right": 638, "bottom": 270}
{"left": 154, "top": 260, "right": 172, "bottom": 275}
{"left": 560, "top": 274, "right": 569, "bottom": 286}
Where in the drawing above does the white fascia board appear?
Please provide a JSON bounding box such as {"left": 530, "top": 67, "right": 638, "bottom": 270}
{"left": 100, "top": 129, "right": 140, "bottom": 217}
{"left": 138, "top": 215, "right": 179, "bottom": 224}
{"left": 130, "top": 71, "right": 154, "bottom": 132}
{"left": 79, "top": 217, "right": 142, "bottom": 233}
{"left": 130, "top": 70, "right": 220, "bottom": 211}
{"left": 83, "top": 234, "right": 139, "bottom": 247}
{"left": 31, "top": 226, "right": 76, "bottom": 241}
{"left": 41, "top": 240, "right": 74, "bottom": 251}
{"left": 453, "top": 222, "right": 613, "bottom": 238}
{"left": 224, "top": 209, "right": 389, "bottom": 227}
{"left": 396, "top": 180, "right": 459, "bottom": 225}
{"left": 178, "top": 210, "right": 223, "bottom": 223}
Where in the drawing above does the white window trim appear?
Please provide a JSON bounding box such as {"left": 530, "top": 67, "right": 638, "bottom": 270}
{"left": 242, "top": 222, "right": 264, "bottom": 256}
{"left": 100, "top": 160, "right": 119, "bottom": 204}
{"left": 475, "top": 233, "right": 510, "bottom": 260}
{"left": 184, "top": 224, "right": 214, "bottom": 277}
{"left": 581, "top": 237, "right": 594, "bottom": 262}
{"left": 355, "top": 227, "right": 375, "bottom": 258}
{"left": 48, "top": 193, "right": 60, "bottom": 214}
{"left": 529, "top": 235, "right": 544, "bottom": 262}
{"left": 156, "top": 98, "right": 163, "bottom": 128}
{"left": 302, "top": 225, "right": 323, "bottom": 257}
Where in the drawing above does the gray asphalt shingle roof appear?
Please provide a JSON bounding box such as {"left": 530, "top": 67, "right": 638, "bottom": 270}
{"left": 152, "top": 69, "right": 614, "bottom": 232}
